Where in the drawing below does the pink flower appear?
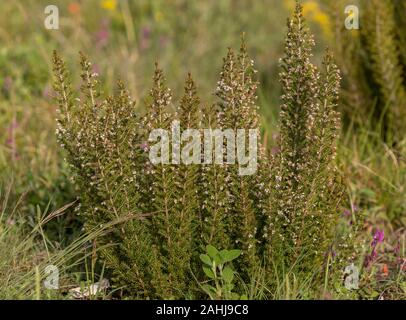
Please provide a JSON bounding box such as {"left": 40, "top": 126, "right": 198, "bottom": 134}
{"left": 5, "top": 119, "right": 19, "bottom": 160}
{"left": 342, "top": 209, "right": 351, "bottom": 217}
{"left": 140, "top": 142, "right": 149, "bottom": 152}
{"left": 364, "top": 229, "right": 385, "bottom": 268}
{"left": 2, "top": 76, "right": 13, "bottom": 94}
{"left": 95, "top": 19, "right": 110, "bottom": 48}
{"left": 371, "top": 229, "right": 384, "bottom": 247}
{"left": 139, "top": 26, "right": 151, "bottom": 50}
{"left": 6, "top": 119, "right": 18, "bottom": 146}
{"left": 270, "top": 147, "right": 278, "bottom": 155}
{"left": 43, "top": 84, "right": 53, "bottom": 99}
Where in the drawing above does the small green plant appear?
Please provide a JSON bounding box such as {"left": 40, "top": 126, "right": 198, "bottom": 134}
{"left": 199, "top": 245, "right": 246, "bottom": 300}
{"left": 264, "top": 2, "right": 346, "bottom": 290}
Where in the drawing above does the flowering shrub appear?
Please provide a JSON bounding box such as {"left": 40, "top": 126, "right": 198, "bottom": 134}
{"left": 263, "top": 3, "right": 347, "bottom": 288}
{"left": 53, "top": 3, "right": 351, "bottom": 298}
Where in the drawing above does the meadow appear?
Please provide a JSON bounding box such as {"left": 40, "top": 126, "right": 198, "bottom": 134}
{"left": 0, "top": 0, "right": 404, "bottom": 300}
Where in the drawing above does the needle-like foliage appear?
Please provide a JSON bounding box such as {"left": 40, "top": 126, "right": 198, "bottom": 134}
{"left": 265, "top": 3, "right": 344, "bottom": 284}
{"left": 53, "top": 2, "right": 348, "bottom": 298}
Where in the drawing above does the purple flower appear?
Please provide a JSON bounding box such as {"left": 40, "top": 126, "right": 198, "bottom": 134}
{"left": 42, "top": 84, "right": 53, "bottom": 99}
{"left": 371, "top": 229, "right": 384, "bottom": 247}
{"left": 96, "top": 19, "right": 110, "bottom": 48}
{"left": 343, "top": 203, "right": 358, "bottom": 218}
{"left": 2, "top": 76, "right": 13, "bottom": 93}
{"left": 342, "top": 209, "right": 351, "bottom": 217}
{"left": 140, "top": 142, "right": 149, "bottom": 152}
{"left": 139, "top": 26, "right": 151, "bottom": 51}
{"left": 342, "top": 205, "right": 358, "bottom": 225}
{"left": 365, "top": 229, "right": 384, "bottom": 268}
{"left": 6, "top": 119, "right": 19, "bottom": 160}
{"left": 370, "top": 249, "right": 377, "bottom": 260}
{"left": 364, "top": 248, "right": 377, "bottom": 268}
{"left": 270, "top": 146, "right": 280, "bottom": 155}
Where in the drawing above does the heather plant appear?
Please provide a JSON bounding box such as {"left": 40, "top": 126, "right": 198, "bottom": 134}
{"left": 53, "top": 2, "right": 350, "bottom": 299}
{"left": 213, "top": 39, "right": 263, "bottom": 277}
{"left": 53, "top": 51, "right": 157, "bottom": 298}
{"left": 264, "top": 3, "right": 345, "bottom": 288}
{"left": 199, "top": 103, "right": 231, "bottom": 250}
{"left": 172, "top": 73, "right": 202, "bottom": 291}
{"left": 142, "top": 67, "right": 201, "bottom": 298}
{"left": 53, "top": 48, "right": 267, "bottom": 297}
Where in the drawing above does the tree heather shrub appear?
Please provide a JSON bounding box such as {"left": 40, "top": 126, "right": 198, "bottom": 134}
{"left": 53, "top": 52, "right": 156, "bottom": 297}
{"left": 141, "top": 66, "right": 192, "bottom": 298}
{"left": 53, "top": 3, "right": 350, "bottom": 298}
{"left": 199, "top": 103, "right": 231, "bottom": 250}
{"left": 214, "top": 40, "right": 263, "bottom": 276}
{"left": 264, "top": 3, "right": 344, "bottom": 282}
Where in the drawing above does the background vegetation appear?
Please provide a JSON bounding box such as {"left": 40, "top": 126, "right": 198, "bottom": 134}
{"left": 0, "top": 0, "right": 404, "bottom": 299}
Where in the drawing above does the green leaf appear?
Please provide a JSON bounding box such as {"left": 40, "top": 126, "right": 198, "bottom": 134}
{"left": 219, "top": 249, "right": 229, "bottom": 264}
{"left": 206, "top": 245, "right": 219, "bottom": 259}
{"left": 224, "top": 249, "right": 241, "bottom": 262}
{"left": 202, "top": 284, "right": 216, "bottom": 299}
{"left": 240, "top": 294, "right": 248, "bottom": 300}
{"left": 222, "top": 266, "right": 234, "bottom": 283}
{"left": 199, "top": 254, "right": 212, "bottom": 266}
{"left": 360, "top": 188, "right": 376, "bottom": 199}
{"left": 213, "top": 254, "right": 222, "bottom": 266}
{"left": 224, "top": 283, "right": 234, "bottom": 292}
{"left": 203, "top": 266, "right": 215, "bottom": 279}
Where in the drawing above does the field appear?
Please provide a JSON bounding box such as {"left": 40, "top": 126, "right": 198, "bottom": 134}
{"left": 0, "top": 0, "right": 404, "bottom": 300}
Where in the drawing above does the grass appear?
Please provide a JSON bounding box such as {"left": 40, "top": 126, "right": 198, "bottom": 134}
{"left": 0, "top": 183, "right": 125, "bottom": 300}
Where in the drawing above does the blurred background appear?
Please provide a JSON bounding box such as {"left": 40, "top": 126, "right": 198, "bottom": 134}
{"left": 0, "top": 0, "right": 405, "bottom": 298}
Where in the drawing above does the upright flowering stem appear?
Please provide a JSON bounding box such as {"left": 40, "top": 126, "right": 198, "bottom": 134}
{"left": 265, "top": 2, "right": 344, "bottom": 280}
{"left": 365, "top": 229, "right": 384, "bottom": 268}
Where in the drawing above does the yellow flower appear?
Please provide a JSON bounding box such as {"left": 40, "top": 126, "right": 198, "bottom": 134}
{"left": 101, "top": 0, "right": 117, "bottom": 11}
{"left": 302, "top": 1, "right": 318, "bottom": 16}
{"left": 154, "top": 11, "right": 164, "bottom": 22}
{"left": 313, "top": 12, "right": 332, "bottom": 39}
